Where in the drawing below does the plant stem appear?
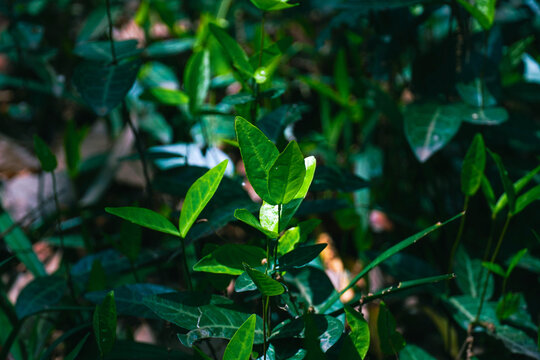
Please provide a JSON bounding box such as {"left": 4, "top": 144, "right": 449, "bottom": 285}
{"left": 475, "top": 214, "right": 511, "bottom": 321}
{"left": 216, "top": 0, "right": 233, "bottom": 20}
{"left": 52, "top": 171, "right": 77, "bottom": 302}
{"left": 180, "top": 237, "right": 193, "bottom": 291}
{"left": 447, "top": 196, "right": 469, "bottom": 275}
{"left": 263, "top": 295, "right": 269, "bottom": 360}
{"left": 105, "top": 0, "right": 117, "bottom": 64}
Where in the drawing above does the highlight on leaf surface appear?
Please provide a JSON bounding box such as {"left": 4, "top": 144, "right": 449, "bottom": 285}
{"left": 250, "top": 0, "right": 299, "bottom": 11}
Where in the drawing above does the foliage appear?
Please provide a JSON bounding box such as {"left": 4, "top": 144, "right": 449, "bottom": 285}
{"left": 1, "top": 0, "right": 539, "bottom": 359}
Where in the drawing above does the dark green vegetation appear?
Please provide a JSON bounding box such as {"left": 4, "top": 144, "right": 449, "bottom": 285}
{"left": 1, "top": 0, "right": 540, "bottom": 359}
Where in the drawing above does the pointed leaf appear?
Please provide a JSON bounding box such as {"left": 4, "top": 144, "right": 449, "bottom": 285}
{"left": 455, "top": 247, "right": 494, "bottom": 298}
{"left": 378, "top": 302, "right": 405, "bottom": 355}
{"left": 481, "top": 261, "right": 506, "bottom": 277}
{"left": 179, "top": 160, "right": 228, "bottom": 238}
{"left": 15, "top": 276, "right": 67, "bottom": 319}
{"left": 461, "top": 133, "right": 486, "bottom": 196}
{"left": 497, "top": 292, "right": 520, "bottom": 320}
{"left": 404, "top": 103, "right": 462, "bottom": 162}
{"left": 73, "top": 39, "right": 142, "bottom": 62}
{"left": 515, "top": 184, "right": 540, "bottom": 215}
{"left": 93, "top": 290, "right": 117, "bottom": 357}
{"left": 223, "top": 314, "right": 257, "bottom": 360}
{"left": 456, "top": 79, "right": 497, "bottom": 107}
{"left": 507, "top": 249, "right": 528, "bottom": 277}
{"left": 243, "top": 263, "right": 284, "bottom": 296}
{"left": 267, "top": 141, "right": 306, "bottom": 205}
{"left": 73, "top": 59, "right": 141, "bottom": 116}
{"left": 234, "top": 209, "right": 278, "bottom": 238}
{"left": 493, "top": 164, "right": 540, "bottom": 217}
{"left": 209, "top": 24, "right": 254, "bottom": 77}
{"left": 278, "top": 219, "right": 321, "bottom": 256}
{"left": 235, "top": 116, "right": 279, "bottom": 201}
{"left": 249, "top": 0, "right": 298, "bottom": 11}
{"left": 489, "top": 150, "right": 516, "bottom": 215}
{"left": 193, "top": 244, "right": 266, "bottom": 275}
{"left": 33, "top": 135, "right": 57, "bottom": 172}
{"left": 344, "top": 306, "right": 370, "bottom": 359}
{"left": 140, "top": 87, "right": 189, "bottom": 105}
{"left": 456, "top": 0, "right": 496, "bottom": 30}
{"left": 278, "top": 243, "right": 327, "bottom": 271}
{"left": 184, "top": 49, "right": 210, "bottom": 114}
{"left": 105, "top": 207, "right": 180, "bottom": 237}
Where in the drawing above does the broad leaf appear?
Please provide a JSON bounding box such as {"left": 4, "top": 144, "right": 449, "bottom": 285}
{"left": 456, "top": 79, "right": 497, "bottom": 107}
{"left": 489, "top": 150, "right": 516, "bottom": 215}
{"left": 461, "top": 133, "right": 486, "bottom": 196}
{"left": 283, "top": 266, "right": 337, "bottom": 313}
{"left": 404, "top": 103, "right": 462, "bottom": 162}
{"left": 243, "top": 263, "right": 284, "bottom": 296}
{"left": 105, "top": 207, "right": 180, "bottom": 237}
{"left": 209, "top": 24, "right": 254, "bottom": 78}
{"left": 455, "top": 247, "right": 494, "bottom": 299}
{"left": 278, "top": 219, "right": 321, "bottom": 256}
{"left": 0, "top": 213, "right": 46, "bottom": 277}
{"left": 456, "top": 0, "right": 496, "bottom": 30}
{"left": 93, "top": 290, "right": 117, "bottom": 357}
{"left": 73, "top": 40, "right": 142, "bottom": 62}
{"left": 15, "top": 276, "right": 66, "bottom": 319}
{"left": 250, "top": 0, "right": 298, "bottom": 11}
{"left": 73, "top": 59, "right": 141, "bottom": 116}
{"left": 33, "top": 135, "right": 57, "bottom": 172}
{"left": 139, "top": 87, "right": 189, "bottom": 105}
{"left": 184, "top": 49, "right": 210, "bottom": 114}
{"left": 235, "top": 116, "right": 279, "bottom": 201}
{"left": 458, "top": 105, "right": 508, "bottom": 125}
{"left": 234, "top": 209, "right": 278, "bottom": 238}
{"left": 193, "top": 244, "right": 266, "bottom": 275}
{"left": 497, "top": 292, "right": 520, "bottom": 320}
{"left": 400, "top": 345, "right": 437, "bottom": 360}
{"left": 267, "top": 141, "right": 306, "bottom": 205}
{"left": 378, "top": 302, "right": 405, "bottom": 355}
{"left": 223, "top": 314, "right": 256, "bottom": 360}
{"left": 447, "top": 295, "right": 498, "bottom": 330}
{"left": 278, "top": 244, "right": 327, "bottom": 271}
{"left": 178, "top": 160, "right": 228, "bottom": 238}
{"left": 344, "top": 306, "right": 370, "bottom": 359}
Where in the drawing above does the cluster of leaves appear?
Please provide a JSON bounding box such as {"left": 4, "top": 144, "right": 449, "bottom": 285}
{"left": 1, "top": 0, "right": 540, "bottom": 359}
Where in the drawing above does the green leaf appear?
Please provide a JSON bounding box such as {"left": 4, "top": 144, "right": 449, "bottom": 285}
{"left": 278, "top": 219, "right": 321, "bottom": 256}
{"left": 344, "top": 306, "right": 370, "bottom": 359}
{"left": 209, "top": 24, "right": 254, "bottom": 78}
{"left": 283, "top": 266, "right": 338, "bottom": 312}
{"left": 118, "top": 221, "right": 142, "bottom": 263}
{"left": 0, "top": 212, "right": 46, "bottom": 277}
{"left": 105, "top": 207, "right": 181, "bottom": 237}
{"left": 482, "top": 175, "right": 496, "bottom": 211}
{"left": 456, "top": 0, "right": 496, "bottom": 30}
{"left": 493, "top": 325, "right": 540, "bottom": 359}
{"left": 497, "top": 292, "right": 520, "bottom": 320}
{"left": 304, "top": 313, "right": 326, "bottom": 359}
{"left": 139, "top": 87, "right": 189, "bottom": 105}
{"left": 223, "top": 314, "right": 256, "bottom": 360}
{"left": 243, "top": 263, "right": 284, "bottom": 296}
{"left": 399, "top": 345, "right": 437, "bottom": 360}
{"left": 87, "top": 260, "right": 107, "bottom": 292}
{"left": 249, "top": 0, "right": 298, "bottom": 11}
{"left": 73, "top": 40, "right": 142, "bottom": 62}
{"left": 404, "top": 103, "right": 462, "bottom": 162}
{"left": 33, "top": 135, "right": 57, "bottom": 172}
{"left": 93, "top": 290, "right": 117, "bottom": 357}
{"left": 184, "top": 49, "right": 210, "bottom": 114}
{"left": 193, "top": 244, "right": 266, "bottom": 275}
{"left": 481, "top": 261, "right": 506, "bottom": 277}
{"left": 507, "top": 249, "right": 528, "bottom": 277}
{"left": 456, "top": 79, "right": 497, "bottom": 107}
{"left": 493, "top": 164, "right": 540, "bottom": 217}
{"left": 234, "top": 209, "right": 278, "bottom": 238}
{"left": 267, "top": 141, "right": 306, "bottom": 205}
{"left": 15, "top": 276, "right": 67, "bottom": 319}
{"left": 455, "top": 247, "right": 494, "bottom": 298}
{"left": 64, "top": 120, "right": 87, "bottom": 178}
{"left": 73, "top": 59, "right": 141, "bottom": 116}
{"left": 378, "top": 301, "right": 406, "bottom": 355}
{"left": 278, "top": 244, "right": 327, "bottom": 271}
{"left": 461, "top": 133, "right": 486, "bottom": 196}
{"left": 515, "top": 184, "right": 540, "bottom": 215}
{"left": 235, "top": 116, "right": 279, "bottom": 201}
{"left": 64, "top": 333, "right": 90, "bottom": 360}
{"left": 447, "top": 295, "right": 498, "bottom": 330}
{"left": 145, "top": 38, "right": 195, "bottom": 58}
{"left": 458, "top": 104, "right": 508, "bottom": 125}
{"left": 488, "top": 150, "right": 516, "bottom": 215}
{"left": 320, "top": 212, "right": 462, "bottom": 313}
{"left": 179, "top": 160, "right": 228, "bottom": 238}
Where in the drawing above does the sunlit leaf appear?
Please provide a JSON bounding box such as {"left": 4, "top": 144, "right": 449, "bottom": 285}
{"left": 193, "top": 244, "right": 266, "bottom": 275}
{"left": 456, "top": 0, "right": 496, "bottom": 30}
{"left": 179, "top": 160, "right": 228, "bottom": 238}
{"left": 223, "top": 314, "right": 256, "bottom": 360}
{"left": 344, "top": 306, "right": 370, "bottom": 359}
{"left": 234, "top": 209, "right": 279, "bottom": 238}
{"left": 250, "top": 0, "right": 298, "bottom": 11}
{"left": 267, "top": 141, "right": 306, "bottom": 205}
{"left": 105, "top": 207, "right": 180, "bottom": 237}
{"left": 278, "top": 219, "right": 321, "bottom": 256}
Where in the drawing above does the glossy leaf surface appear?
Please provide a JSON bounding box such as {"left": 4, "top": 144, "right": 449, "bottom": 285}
{"left": 223, "top": 314, "right": 256, "bottom": 360}
{"left": 344, "top": 306, "right": 370, "bottom": 359}
{"left": 243, "top": 263, "right": 284, "bottom": 296}
{"left": 234, "top": 209, "right": 278, "bottom": 238}
{"left": 267, "top": 141, "right": 306, "bottom": 205}
{"left": 250, "top": 0, "right": 298, "bottom": 11}
{"left": 184, "top": 49, "right": 210, "bottom": 114}
{"left": 209, "top": 24, "right": 254, "bottom": 77}
{"left": 461, "top": 133, "right": 486, "bottom": 196}
{"left": 105, "top": 207, "right": 180, "bottom": 237}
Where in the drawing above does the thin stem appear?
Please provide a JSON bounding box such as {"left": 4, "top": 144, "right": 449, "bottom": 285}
{"left": 475, "top": 214, "right": 511, "bottom": 321}
{"left": 180, "top": 237, "right": 193, "bottom": 291}
{"left": 121, "top": 101, "right": 153, "bottom": 197}
{"left": 262, "top": 295, "right": 269, "bottom": 360}
{"left": 105, "top": 0, "right": 117, "bottom": 64}
{"left": 216, "top": 0, "right": 233, "bottom": 20}
{"left": 52, "top": 172, "right": 77, "bottom": 302}
{"left": 447, "top": 196, "right": 469, "bottom": 276}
